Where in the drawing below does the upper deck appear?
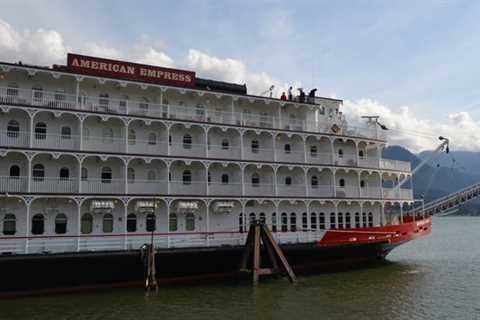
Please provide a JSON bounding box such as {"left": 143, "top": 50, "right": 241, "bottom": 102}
{"left": 0, "top": 56, "right": 386, "bottom": 142}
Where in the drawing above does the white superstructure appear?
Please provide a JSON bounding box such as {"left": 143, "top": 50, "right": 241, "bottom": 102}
{"left": 0, "top": 56, "right": 414, "bottom": 255}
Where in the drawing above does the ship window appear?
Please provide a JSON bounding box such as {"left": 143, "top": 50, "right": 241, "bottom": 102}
{"left": 359, "top": 150, "right": 365, "bottom": 158}
{"left": 81, "top": 167, "right": 88, "bottom": 181}
{"left": 101, "top": 167, "right": 112, "bottom": 183}
{"left": 3, "top": 214, "right": 16, "bottom": 235}
{"left": 9, "top": 165, "right": 20, "bottom": 178}
{"left": 195, "top": 104, "right": 205, "bottom": 118}
{"left": 330, "top": 212, "right": 336, "bottom": 229}
{"left": 146, "top": 213, "right": 156, "bottom": 232}
{"left": 128, "top": 129, "right": 136, "bottom": 145}
{"left": 221, "top": 174, "right": 229, "bottom": 184}
{"left": 339, "top": 178, "right": 345, "bottom": 187}
{"left": 127, "top": 213, "right": 137, "bottom": 232}
{"left": 183, "top": 134, "right": 192, "bottom": 149}
{"left": 311, "top": 175, "right": 318, "bottom": 187}
{"left": 31, "top": 214, "right": 44, "bottom": 235}
{"left": 7, "top": 83, "right": 19, "bottom": 96}
{"left": 310, "top": 212, "right": 317, "bottom": 231}
{"left": 102, "top": 127, "right": 114, "bottom": 143}
{"left": 302, "top": 212, "right": 308, "bottom": 231}
{"left": 186, "top": 213, "right": 195, "bottom": 231}
{"left": 251, "top": 140, "right": 259, "bottom": 153}
{"left": 338, "top": 149, "right": 343, "bottom": 158}
{"left": 61, "top": 126, "right": 71, "bottom": 140}
{"left": 148, "top": 133, "right": 157, "bottom": 145}
{"left": 182, "top": 170, "right": 192, "bottom": 185}
{"left": 338, "top": 212, "right": 344, "bottom": 229}
{"left": 127, "top": 167, "right": 135, "bottom": 183}
{"left": 34, "top": 122, "right": 47, "bottom": 140}
{"left": 139, "top": 97, "right": 149, "bottom": 114}
{"left": 81, "top": 213, "right": 93, "bottom": 234}
{"left": 169, "top": 172, "right": 172, "bottom": 181}
{"left": 271, "top": 212, "right": 277, "bottom": 232}
{"left": 319, "top": 212, "right": 325, "bottom": 229}
{"left": 251, "top": 173, "right": 260, "bottom": 186}
{"left": 59, "top": 167, "right": 69, "bottom": 180}
{"left": 32, "top": 86, "right": 43, "bottom": 101}
{"left": 259, "top": 212, "right": 266, "bottom": 225}
{"left": 368, "top": 212, "right": 373, "bottom": 227}
{"left": 310, "top": 145, "right": 318, "bottom": 157}
{"left": 281, "top": 212, "right": 288, "bottom": 232}
{"left": 285, "top": 176, "right": 292, "bottom": 186}
{"left": 7, "top": 120, "right": 19, "bottom": 138}
{"left": 360, "top": 180, "right": 365, "bottom": 188}
{"left": 32, "top": 164, "right": 45, "bottom": 181}
{"left": 103, "top": 213, "right": 113, "bottom": 233}
{"left": 99, "top": 93, "right": 109, "bottom": 107}
{"left": 147, "top": 170, "right": 156, "bottom": 181}
{"left": 284, "top": 144, "right": 291, "bottom": 154}
{"left": 249, "top": 212, "right": 256, "bottom": 225}
{"left": 362, "top": 212, "right": 367, "bottom": 227}
{"left": 221, "top": 139, "right": 229, "bottom": 150}
{"left": 345, "top": 212, "right": 351, "bottom": 229}
{"left": 169, "top": 213, "right": 178, "bottom": 231}
{"left": 169, "top": 135, "right": 172, "bottom": 146}
{"left": 55, "top": 213, "right": 67, "bottom": 234}
{"left": 290, "top": 213, "right": 297, "bottom": 232}
{"left": 355, "top": 212, "right": 361, "bottom": 228}
{"left": 208, "top": 172, "right": 211, "bottom": 183}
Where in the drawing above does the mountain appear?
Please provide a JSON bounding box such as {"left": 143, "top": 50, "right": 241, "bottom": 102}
{"left": 382, "top": 146, "right": 478, "bottom": 204}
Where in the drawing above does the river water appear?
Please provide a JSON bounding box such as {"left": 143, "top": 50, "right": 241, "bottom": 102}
{"left": 1, "top": 217, "right": 479, "bottom": 320}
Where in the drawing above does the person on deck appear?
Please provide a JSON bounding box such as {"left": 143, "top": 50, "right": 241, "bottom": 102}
{"left": 298, "top": 88, "right": 305, "bottom": 103}
{"left": 308, "top": 88, "right": 317, "bottom": 103}
{"left": 280, "top": 92, "right": 287, "bottom": 100}
{"left": 288, "top": 86, "right": 293, "bottom": 101}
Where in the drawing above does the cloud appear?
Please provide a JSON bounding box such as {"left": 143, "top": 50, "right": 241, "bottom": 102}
{"left": 343, "top": 99, "right": 480, "bottom": 152}
{"left": 187, "top": 48, "right": 293, "bottom": 95}
{"left": 2, "top": 18, "right": 479, "bottom": 153}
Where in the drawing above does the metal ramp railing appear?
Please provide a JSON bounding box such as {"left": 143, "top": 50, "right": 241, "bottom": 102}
{"left": 415, "top": 182, "right": 480, "bottom": 216}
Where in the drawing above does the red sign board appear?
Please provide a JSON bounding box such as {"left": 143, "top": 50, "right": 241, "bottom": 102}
{"left": 66, "top": 53, "right": 196, "bottom": 88}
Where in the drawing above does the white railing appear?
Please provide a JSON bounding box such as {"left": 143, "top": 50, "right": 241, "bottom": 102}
{"left": 31, "top": 177, "right": 78, "bottom": 193}
{"left": 208, "top": 182, "right": 243, "bottom": 196}
{"left": 0, "top": 176, "right": 28, "bottom": 192}
{"left": 170, "top": 180, "right": 207, "bottom": 195}
{"left": 336, "top": 187, "right": 360, "bottom": 198}
{"left": 170, "top": 142, "right": 206, "bottom": 157}
{"left": 81, "top": 178, "right": 125, "bottom": 194}
{"left": 207, "top": 144, "right": 242, "bottom": 159}
{"left": 83, "top": 136, "right": 126, "bottom": 153}
{"left": 276, "top": 150, "right": 305, "bottom": 163}
{"left": 277, "top": 184, "right": 306, "bottom": 197}
{"left": 128, "top": 140, "right": 168, "bottom": 155}
{"left": 360, "top": 187, "right": 382, "bottom": 198}
{"left": 0, "top": 86, "right": 386, "bottom": 141}
{"left": 334, "top": 154, "right": 358, "bottom": 167}
{"left": 382, "top": 188, "right": 413, "bottom": 200}
{"left": 243, "top": 148, "right": 275, "bottom": 161}
{"left": 128, "top": 179, "right": 168, "bottom": 194}
{"left": 306, "top": 152, "right": 333, "bottom": 164}
{"left": 32, "top": 132, "right": 80, "bottom": 150}
{"left": 0, "top": 130, "right": 29, "bottom": 147}
{"left": 308, "top": 185, "right": 335, "bottom": 197}
{"left": 244, "top": 183, "right": 275, "bottom": 196}
{"left": 380, "top": 159, "right": 411, "bottom": 172}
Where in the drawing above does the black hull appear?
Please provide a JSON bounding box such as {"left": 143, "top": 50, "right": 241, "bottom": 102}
{"left": 0, "top": 241, "right": 398, "bottom": 297}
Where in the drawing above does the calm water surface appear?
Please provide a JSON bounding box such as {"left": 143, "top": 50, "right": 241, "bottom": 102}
{"left": 1, "top": 217, "right": 479, "bottom": 320}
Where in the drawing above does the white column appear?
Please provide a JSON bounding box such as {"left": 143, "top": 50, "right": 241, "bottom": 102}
{"left": 331, "top": 139, "right": 336, "bottom": 164}
{"left": 205, "top": 163, "right": 209, "bottom": 196}
{"left": 75, "top": 79, "right": 80, "bottom": 107}
{"left": 27, "top": 158, "right": 32, "bottom": 192}
{"left": 76, "top": 201, "right": 81, "bottom": 252}
{"left": 304, "top": 168, "right": 309, "bottom": 197}
{"left": 78, "top": 158, "right": 82, "bottom": 193}
{"left": 303, "top": 136, "right": 307, "bottom": 163}
{"left": 274, "top": 167, "right": 278, "bottom": 197}
{"left": 124, "top": 121, "right": 129, "bottom": 154}
{"left": 273, "top": 133, "right": 277, "bottom": 162}
{"left": 278, "top": 105, "right": 282, "bottom": 129}
{"left": 381, "top": 203, "right": 386, "bottom": 226}
{"left": 231, "top": 98, "right": 235, "bottom": 124}
{"left": 124, "top": 160, "right": 128, "bottom": 194}
{"left": 29, "top": 113, "right": 34, "bottom": 148}
{"left": 123, "top": 203, "right": 128, "bottom": 250}
{"left": 166, "top": 203, "right": 170, "bottom": 248}
{"left": 241, "top": 164, "right": 245, "bottom": 196}
{"left": 79, "top": 117, "right": 84, "bottom": 151}
{"left": 355, "top": 142, "right": 360, "bottom": 165}
{"left": 25, "top": 201, "right": 30, "bottom": 254}
{"left": 334, "top": 202, "right": 338, "bottom": 229}
{"left": 240, "top": 131, "right": 244, "bottom": 160}
{"left": 205, "top": 127, "right": 209, "bottom": 158}
{"left": 206, "top": 202, "right": 210, "bottom": 247}
{"left": 167, "top": 162, "right": 171, "bottom": 194}
{"left": 167, "top": 125, "right": 171, "bottom": 156}
{"left": 332, "top": 169, "right": 337, "bottom": 197}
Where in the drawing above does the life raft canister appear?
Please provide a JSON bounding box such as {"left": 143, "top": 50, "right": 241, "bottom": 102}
{"left": 331, "top": 124, "right": 340, "bottom": 133}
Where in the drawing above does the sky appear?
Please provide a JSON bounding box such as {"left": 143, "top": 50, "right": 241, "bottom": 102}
{"left": 1, "top": 0, "right": 480, "bottom": 152}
